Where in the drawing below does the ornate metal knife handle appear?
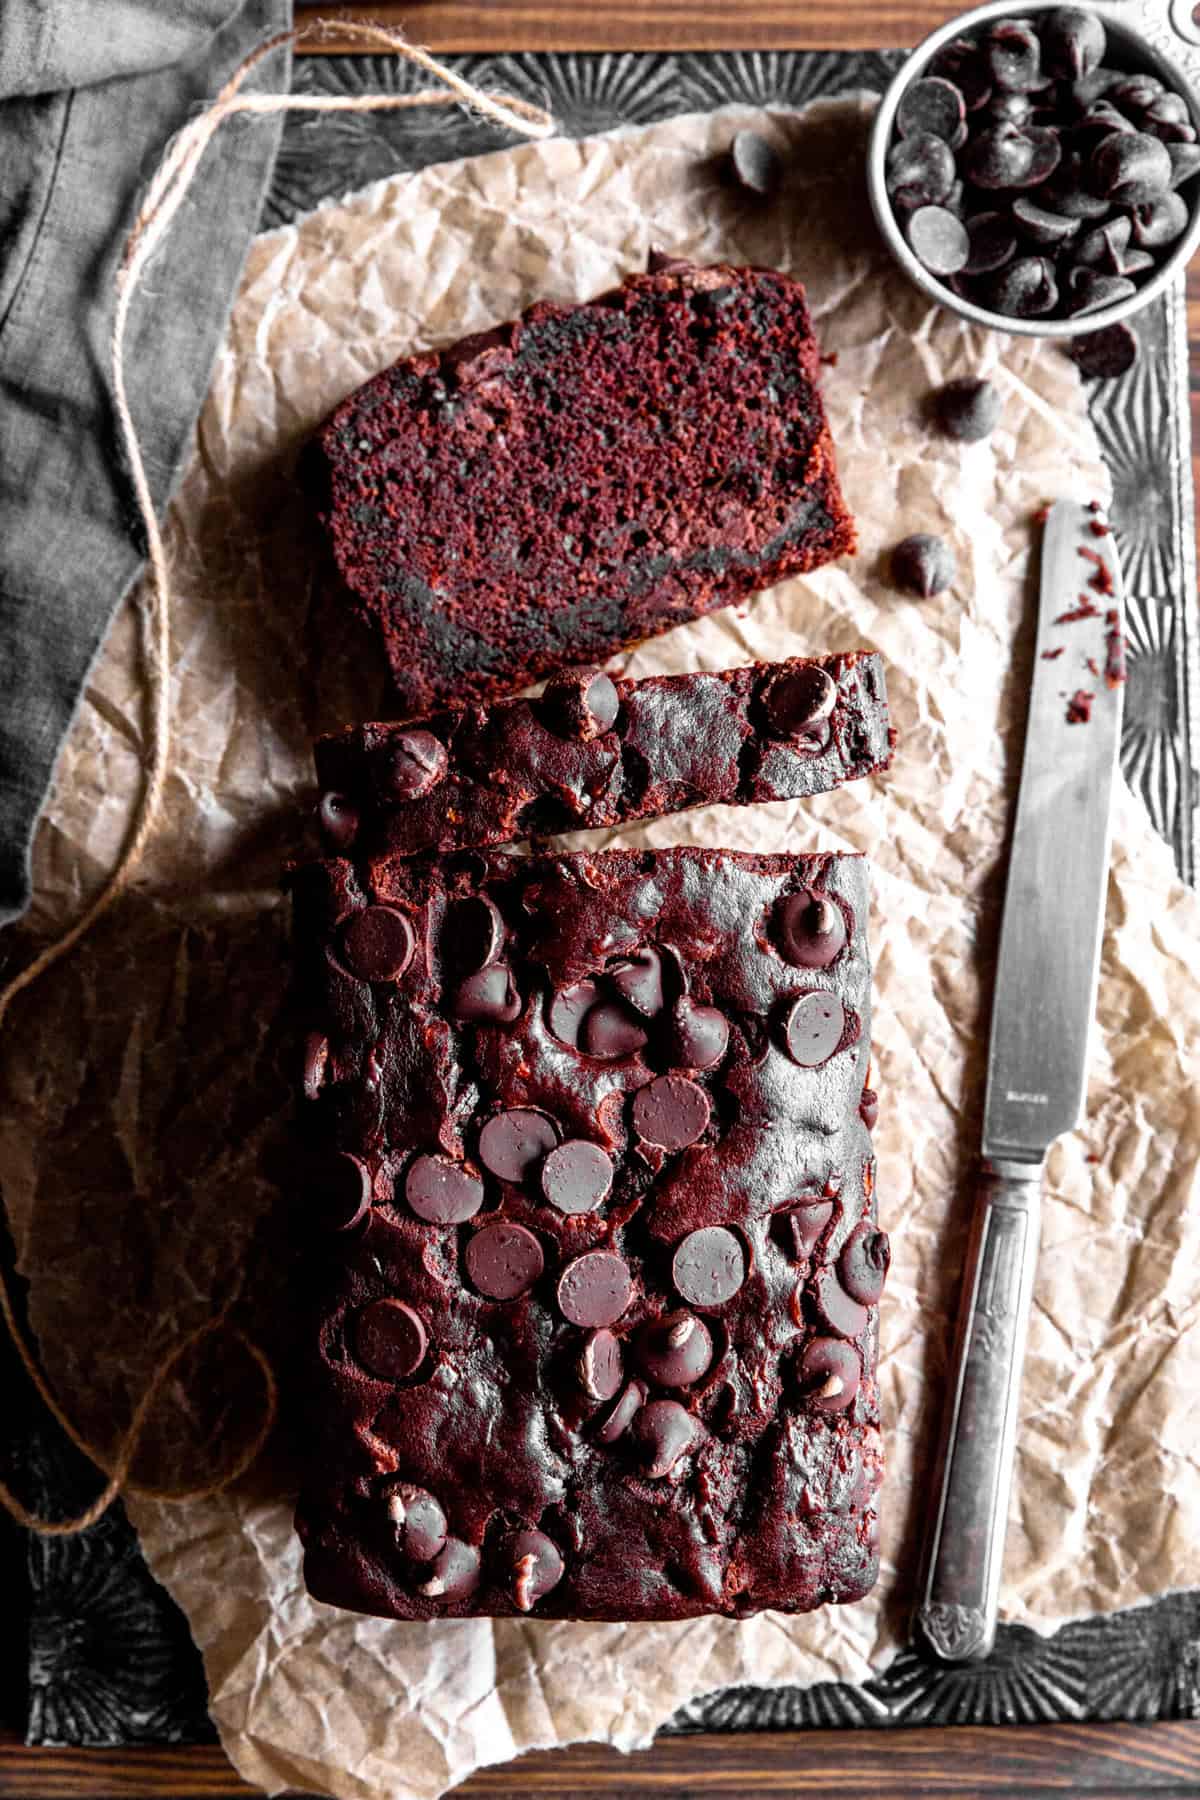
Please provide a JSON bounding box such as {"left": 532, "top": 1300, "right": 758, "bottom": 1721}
{"left": 915, "top": 1158, "right": 1043, "bottom": 1663}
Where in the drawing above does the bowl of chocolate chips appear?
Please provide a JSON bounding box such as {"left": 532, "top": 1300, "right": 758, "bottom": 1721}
{"left": 868, "top": 0, "right": 1200, "bottom": 336}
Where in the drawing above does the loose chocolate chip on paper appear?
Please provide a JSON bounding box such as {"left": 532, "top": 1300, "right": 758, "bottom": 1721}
{"left": 730, "top": 128, "right": 781, "bottom": 196}
{"left": 541, "top": 1139, "right": 613, "bottom": 1215}
{"left": 891, "top": 532, "right": 956, "bottom": 597}
{"left": 933, "top": 376, "right": 1002, "bottom": 442}
{"left": 383, "top": 729, "right": 447, "bottom": 799}
{"left": 630, "top": 1398, "right": 701, "bottom": 1478}
{"left": 405, "top": 1153, "right": 485, "bottom": 1225}
{"left": 784, "top": 992, "right": 847, "bottom": 1067}
{"left": 465, "top": 1220, "right": 545, "bottom": 1299}
{"left": 669, "top": 997, "right": 730, "bottom": 1071}
{"left": 478, "top": 1108, "right": 560, "bottom": 1183}
{"left": 672, "top": 1225, "right": 746, "bottom": 1308}
{"left": 636, "top": 1311, "right": 714, "bottom": 1387}
{"left": 341, "top": 905, "right": 416, "bottom": 981}
{"left": 799, "top": 1336, "right": 861, "bottom": 1412}
{"left": 1069, "top": 321, "right": 1138, "bottom": 377}
{"left": 632, "top": 1073, "right": 711, "bottom": 1151}
{"left": 387, "top": 1484, "right": 448, "bottom": 1564}
{"left": 558, "top": 1250, "right": 633, "bottom": 1328}
{"left": 503, "top": 1528, "right": 565, "bottom": 1612}
{"left": 417, "top": 1536, "right": 480, "bottom": 1603}
{"left": 355, "top": 1298, "right": 429, "bottom": 1380}
{"left": 774, "top": 890, "right": 848, "bottom": 970}
{"left": 318, "top": 791, "right": 359, "bottom": 852}
{"left": 579, "top": 1327, "right": 624, "bottom": 1402}
{"left": 839, "top": 1222, "right": 892, "bottom": 1305}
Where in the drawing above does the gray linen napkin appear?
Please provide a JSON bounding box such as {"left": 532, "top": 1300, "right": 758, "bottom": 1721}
{"left": 0, "top": 0, "right": 290, "bottom": 927}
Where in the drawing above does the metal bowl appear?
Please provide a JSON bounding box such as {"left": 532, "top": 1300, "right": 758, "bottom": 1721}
{"left": 867, "top": 0, "right": 1200, "bottom": 336}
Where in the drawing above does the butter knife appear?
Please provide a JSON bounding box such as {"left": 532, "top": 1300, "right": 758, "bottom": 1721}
{"left": 915, "top": 499, "right": 1126, "bottom": 1663}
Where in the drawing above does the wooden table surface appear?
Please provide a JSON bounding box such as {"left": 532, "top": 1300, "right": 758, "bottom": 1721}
{"left": 7, "top": 5, "right": 1199, "bottom": 1798}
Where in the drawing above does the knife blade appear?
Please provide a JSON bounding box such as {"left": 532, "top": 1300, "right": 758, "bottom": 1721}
{"left": 914, "top": 499, "right": 1125, "bottom": 1664}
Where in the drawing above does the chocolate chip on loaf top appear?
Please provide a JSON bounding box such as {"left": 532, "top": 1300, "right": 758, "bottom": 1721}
{"left": 304, "top": 258, "right": 858, "bottom": 713}
{"left": 314, "top": 652, "right": 892, "bottom": 859}
{"left": 290, "top": 845, "right": 884, "bottom": 1623}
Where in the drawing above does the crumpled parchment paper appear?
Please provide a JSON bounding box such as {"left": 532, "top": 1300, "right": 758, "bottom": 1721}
{"left": 2, "top": 99, "right": 1199, "bottom": 1800}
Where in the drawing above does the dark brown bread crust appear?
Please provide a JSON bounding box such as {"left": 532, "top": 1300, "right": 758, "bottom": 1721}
{"left": 291, "top": 846, "right": 884, "bottom": 1623}
{"left": 306, "top": 261, "right": 858, "bottom": 713}
{"left": 314, "top": 653, "right": 892, "bottom": 860}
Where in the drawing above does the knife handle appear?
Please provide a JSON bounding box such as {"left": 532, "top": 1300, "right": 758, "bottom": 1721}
{"left": 914, "top": 1156, "right": 1043, "bottom": 1663}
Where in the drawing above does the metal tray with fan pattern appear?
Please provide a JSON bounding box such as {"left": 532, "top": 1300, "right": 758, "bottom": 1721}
{"left": 9, "top": 45, "right": 1198, "bottom": 1750}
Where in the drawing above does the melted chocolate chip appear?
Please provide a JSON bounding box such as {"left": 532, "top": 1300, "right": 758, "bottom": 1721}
{"left": 557, "top": 1250, "right": 633, "bottom": 1328}
{"left": 595, "top": 1377, "right": 647, "bottom": 1444}
{"left": 578, "top": 1327, "right": 623, "bottom": 1402}
{"left": 442, "top": 895, "right": 504, "bottom": 972}
{"left": 416, "top": 1536, "right": 480, "bottom": 1603}
{"left": 607, "top": 945, "right": 665, "bottom": 1017}
{"left": 541, "top": 1140, "right": 613, "bottom": 1215}
{"left": 478, "top": 1108, "right": 560, "bottom": 1182}
{"left": 451, "top": 963, "right": 522, "bottom": 1024}
{"left": 672, "top": 1226, "right": 746, "bottom": 1308}
{"left": 762, "top": 664, "right": 838, "bottom": 736}
{"left": 783, "top": 1198, "right": 836, "bottom": 1259}
{"left": 798, "top": 1337, "right": 861, "bottom": 1412}
{"left": 631, "top": 1074, "right": 710, "bottom": 1151}
{"left": 383, "top": 730, "right": 447, "bottom": 799}
{"left": 355, "top": 1298, "right": 429, "bottom": 1380}
{"left": 583, "top": 1001, "right": 649, "bottom": 1059}
{"left": 669, "top": 998, "right": 730, "bottom": 1071}
{"left": 315, "top": 1152, "right": 372, "bottom": 1234}
{"left": 547, "top": 978, "right": 601, "bottom": 1047}
{"left": 341, "top": 906, "right": 415, "bottom": 981}
{"left": 303, "top": 1031, "right": 330, "bottom": 1102}
{"left": 502, "top": 1527, "right": 565, "bottom": 1612}
{"left": 405, "top": 1154, "right": 485, "bottom": 1225}
{"left": 386, "top": 1483, "right": 448, "bottom": 1563}
{"left": 812, "top": 1266, "right": 870, "bottom": 1339}
{"left": 465, "top": 1221, "right": 545, "bottom": 1300}
{"left": 541, "top": 667, "right": 620, "bottom": 739}
{"left": 774, "top": 891, "right": 848, "bottom": 969}
{"left": 318, "top": 791, "right": 359, "bottom": 852}
{"left": 839, "top": 1221, "right": 891, "bottom": 1305}
{"left": 630, "top": 1398, "right": 701, "bottom": 1477}
{"left": 635, "top": 1311, "right": 713, "bottom": 1387}
{"left": 784, "top": 992, "right": 847, "bottom": 1067}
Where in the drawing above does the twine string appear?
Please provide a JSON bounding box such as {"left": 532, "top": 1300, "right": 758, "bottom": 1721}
{"left": 0, "top": 19, "right": 555, "bottom": 1532}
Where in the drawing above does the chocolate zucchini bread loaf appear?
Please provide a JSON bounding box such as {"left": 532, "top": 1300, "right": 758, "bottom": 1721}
{"left": 292, "top": 845, "right": 884, "bottom": 1622}
{"left": 305, "top": 259, "right": 858, "bottom": 713}
{"left": 315, "top": 653, "right": 892, "bottom": 859}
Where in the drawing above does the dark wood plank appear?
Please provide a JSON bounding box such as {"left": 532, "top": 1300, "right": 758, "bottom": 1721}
{"left": 294, "top": 1, "right": 947, "bottom": 52}
{"left": 4, "top": 1723, "right": 1200, "bottom": 1799}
